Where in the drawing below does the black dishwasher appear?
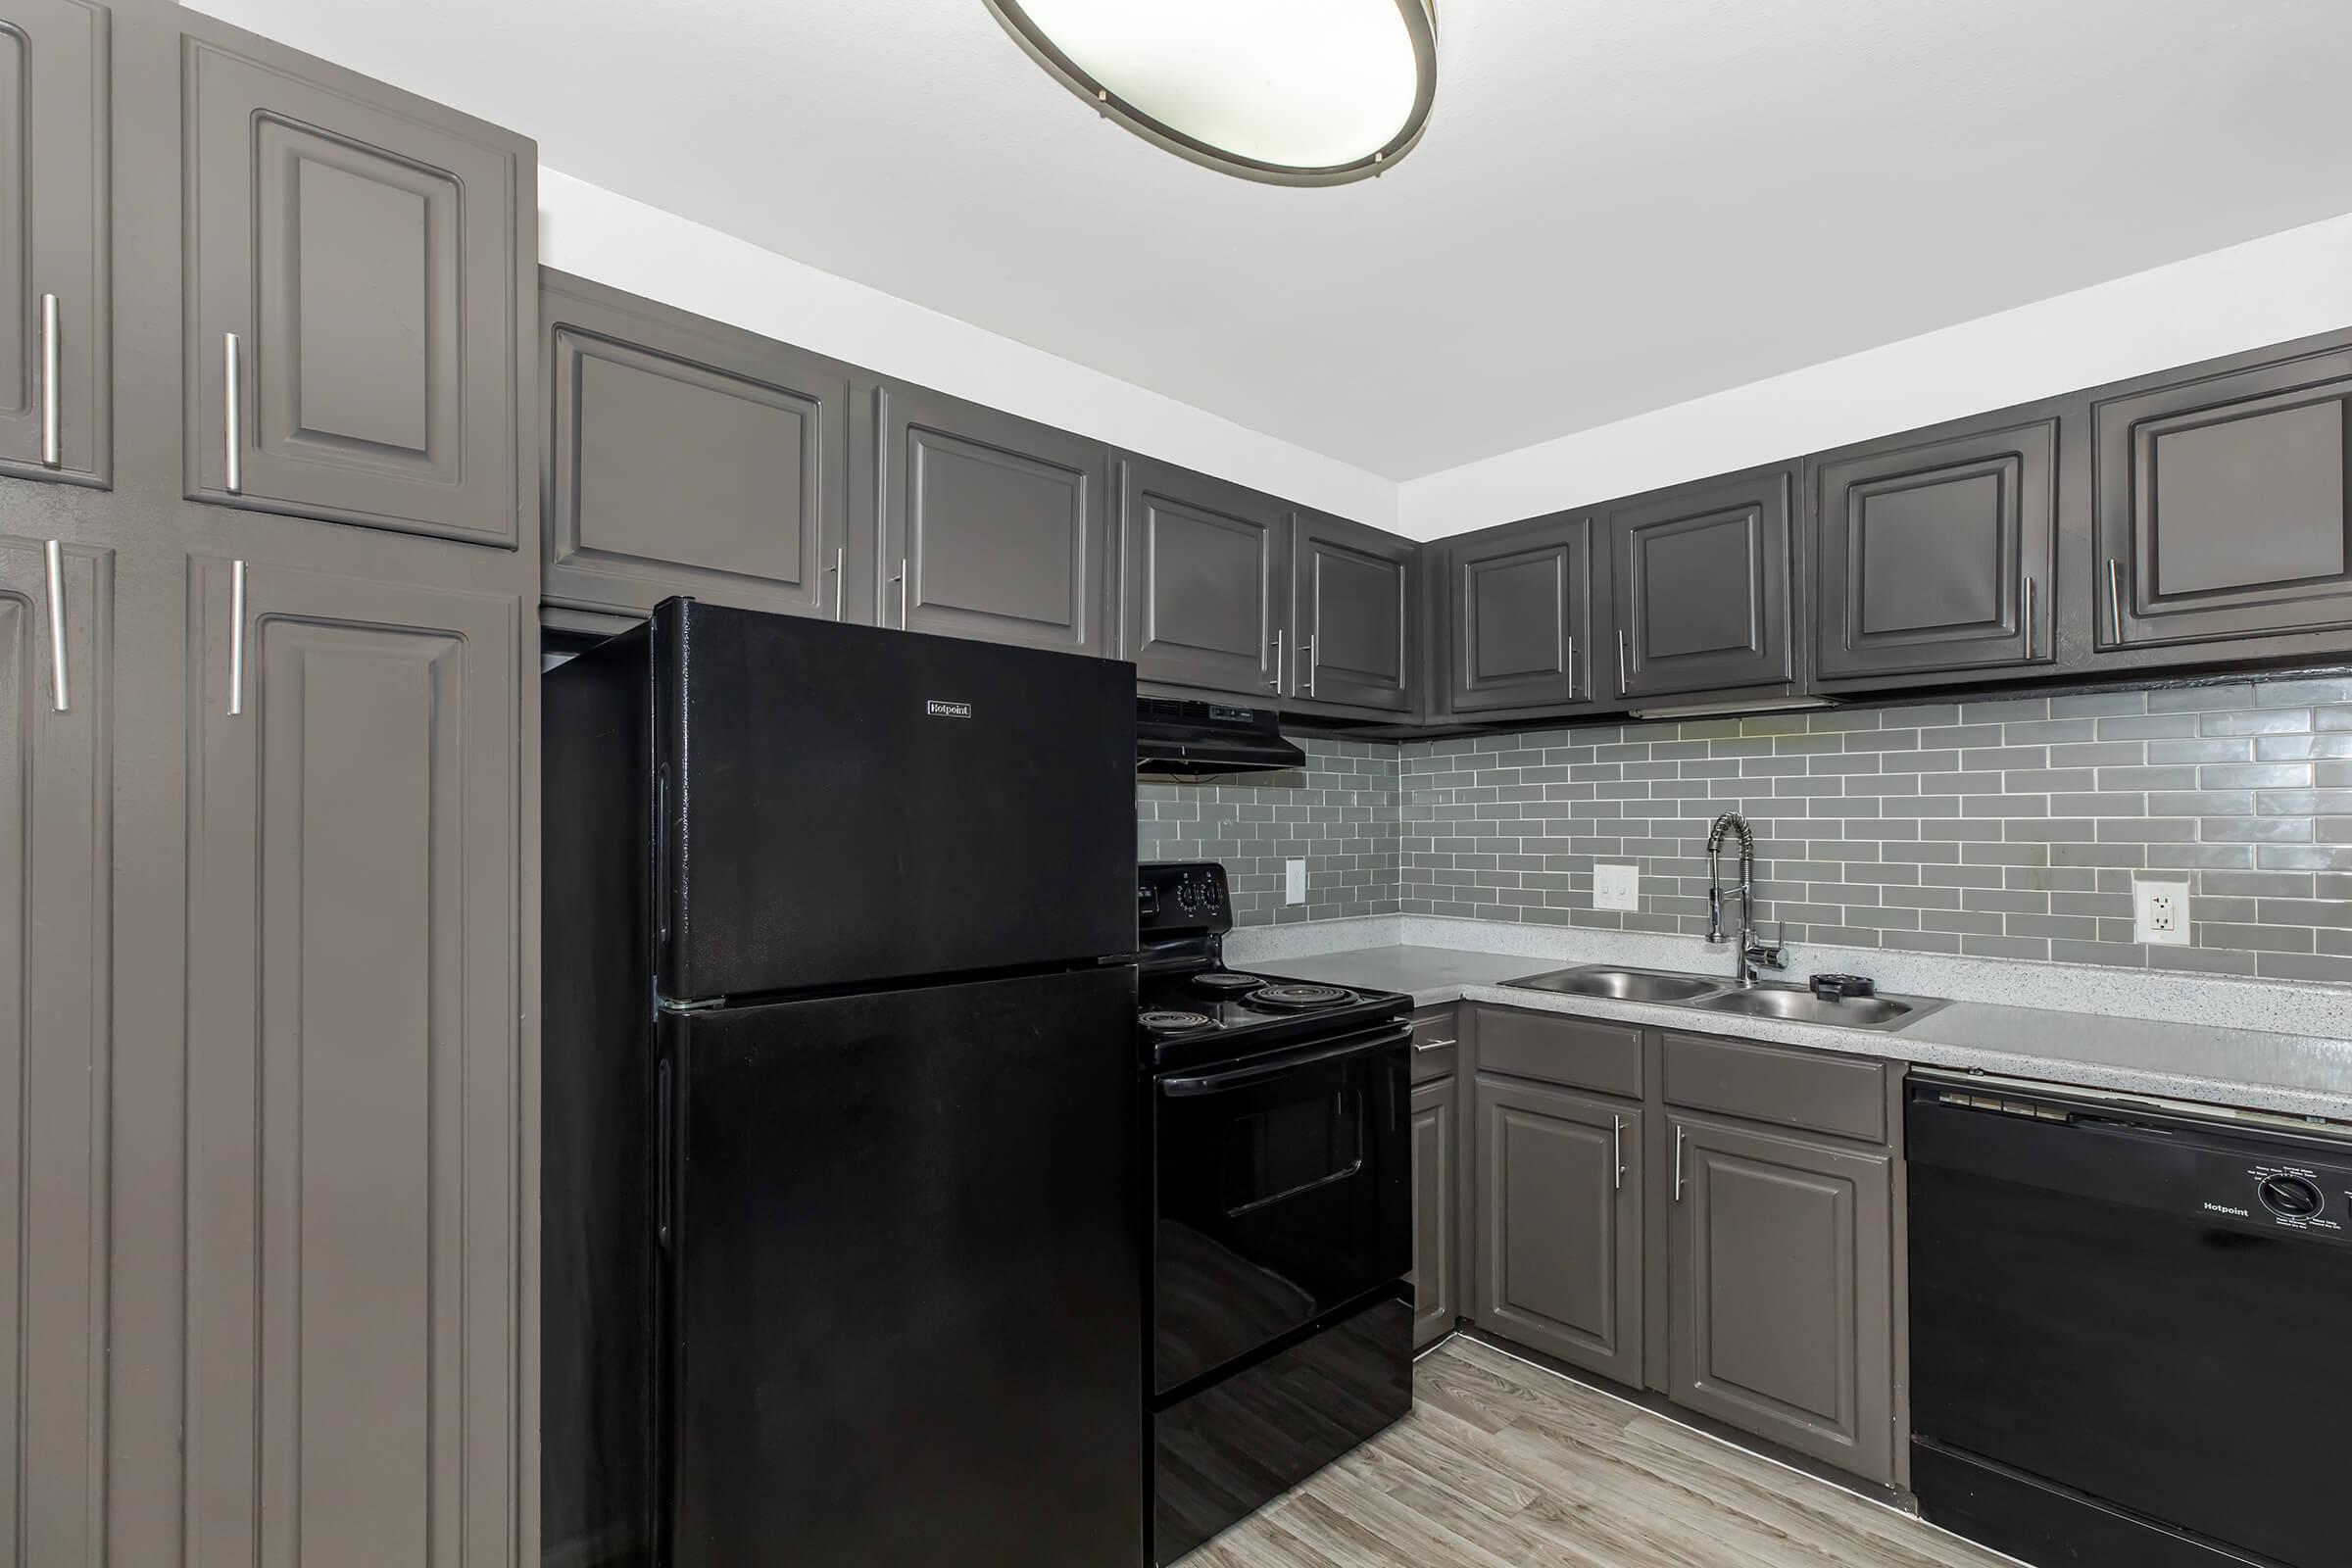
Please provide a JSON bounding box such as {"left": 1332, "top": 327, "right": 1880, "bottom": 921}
{"left": 1908, "top": 1071, "right": 2352, "bottom": 1568}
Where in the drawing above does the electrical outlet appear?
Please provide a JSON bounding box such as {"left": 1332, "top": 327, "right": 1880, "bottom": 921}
{"left": 2133, "top": 878, "right": 2191, "bottom": 946}
{"left": 1285, "top": 858, "right": 1307, "bottom": 906}
{"left": 1593, "top": 862, "right": 1641, "bottom": 912}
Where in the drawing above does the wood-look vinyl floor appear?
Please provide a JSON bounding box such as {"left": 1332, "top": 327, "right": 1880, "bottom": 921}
{"left": 1186, "top": 1338, "right": 2015, "bottom": 1568}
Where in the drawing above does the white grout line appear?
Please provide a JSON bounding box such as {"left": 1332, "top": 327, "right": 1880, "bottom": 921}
{"left": 1438, "top": 1334, "right": 2040, "bottom": 1568}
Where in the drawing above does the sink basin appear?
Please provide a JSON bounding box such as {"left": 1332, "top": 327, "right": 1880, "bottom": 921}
{"left": 1684, "top": 983, "right": 1947, "bottom": 1032}
{"left": 1507, "top": 965, "right": 1727, "bottom": 1004}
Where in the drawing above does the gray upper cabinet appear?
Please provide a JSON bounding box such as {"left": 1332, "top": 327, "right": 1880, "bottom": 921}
{"left": 1473, "top": 1074, "right": 1642, "bottom": 1386}
{"left": 1664, "top": 1112, "right": 1894, "bottom": 1485}
{"left": 2094, "top": 339, "right": 2352, "bottom": 651}
{"left": 179, "top": 20, "right": 534, "bottom": 547}
{"left": 1605, "top": 466, "right": 1796, "bottom": 703}
{"left": 183, "top": 553, "right": 519, "bottom": 1568}
{"left": 1811, "top": 410, "right": 2061, "bottom": 684}
{"left": 0, "top": 533, "right": 111, "bottom": 1568}
{"left": 1409, "top": 1075, "right": 1459, "bottom": 1349}
{"left": 0, "top": 1, "right": 108, "bottom": 486}
{"left": 541, "top": 270, "right": 860, "bottom": 621}
{"left": 878, "top": 382, "right": 1111, "bottom": 655}
{"left": 1119, "top": 454, "right": 1289, "bottom": 699}
{"left": 1443, "top": 513, "right": 1593, "bottom": 715}
{"left": 1290, "top": 509, "right": 1414, "bottom": 713}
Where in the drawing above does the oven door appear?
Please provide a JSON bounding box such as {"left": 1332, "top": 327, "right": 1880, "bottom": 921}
{"left": 1152, "top": 1023, "right": 1410, "bottom": 1396}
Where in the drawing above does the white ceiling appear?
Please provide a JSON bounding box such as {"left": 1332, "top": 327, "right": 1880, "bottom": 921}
{"left": 192, "top": 0, "right": 2352, "bottom": 481}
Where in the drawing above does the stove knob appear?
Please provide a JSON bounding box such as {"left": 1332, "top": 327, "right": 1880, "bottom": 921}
{"left": 2259, "top": 1175, "right": 2324, "bottom": 1219}
{"left": 1176, "top": 880, "right": 1197, "bottom": 911}
{"left": 1204, "top": 880, "right": 1222, "bottom": 908}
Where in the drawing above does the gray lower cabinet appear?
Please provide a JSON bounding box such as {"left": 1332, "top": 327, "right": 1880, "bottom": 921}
{"left": 0, "top": 533, "right": 111, "bottom": 1567}
{"left": 1664, "top": 1112, "right": 1895, "bottom": 1484}
{"left": 1290, "top": 509, "right": 1414, "bottom": 714}
{"left": 178, "top": 14, "right": 535, "bottom": 547}
{"left": 1409, "top": 1075, "right": 1460, "bottom": 1348}
{"left": 1441, "top": 512, "right": 1594, "bottom": 715}
{"left": 541, "top": 270, "right": 862, "bottom": 620}
{"left": 182, "top": 552, "right": 520, "bottom": 1566}
{"left": 1119, "top": 453, "right": 1289, "bottom": 699}
{"left": 1473, "top": 1074, "right": 1643, "bottom": 1386}
{"left": 1605, "top": 466, "right": 1796, "bottom": 703}
{"left": 2094, "top": 338, "right": 2352, "bottom": 651}
{"left": 1811, "top": 408, "right": 2062, "bottom": 684}
{"left": 878, "top": 382, "right": 1113, "bottom": 654}
{"left": 0, "top": 0, "right": 109, "bottom": 487}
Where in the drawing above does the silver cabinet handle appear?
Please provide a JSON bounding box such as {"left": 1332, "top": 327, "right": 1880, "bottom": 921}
{"left": 827, "top": 547, "right": 844, "bottom": 622}
{"left": 2023, "top": 571, "right": 2038, "bottom": 661}
{"left": 1673, "top": 1125, "right": 1687, "bottom": 1202}
{"left": 2105, "top": 558, "right": 2125, "bottom": 642}
{"left": 227, "top": 560, "right": 247, "bottom": 716}
{"left": 1269, "top": 628, "right": 1284, "bottom": 693}
{"left": 1413, "top": 1037, "right": 1457, "bottom": 1053}
{"left": 891, "top": 559, "right": 908, "bottom": 627}
{"left": 1611, "top": 1114, "right": 1625, "bottom": 1193}
{"left": 1614, "top": 628, "right": 1630, "bottom": 696}
{"left": 222, "top": 332, "right": 243, "bottom": 494}
{"left": 42, "top": 540, "right": 68, "bottom": 712}
{"left": 1302, "top": 632, "right": 1317, "bottom": 697}
{"left": 39, "top": 294, "right": 61, "bottom": 467}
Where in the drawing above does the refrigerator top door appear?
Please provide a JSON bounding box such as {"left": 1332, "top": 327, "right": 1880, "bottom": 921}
{"left": 654, "top": 599, "right": 1137, "bottom": 999}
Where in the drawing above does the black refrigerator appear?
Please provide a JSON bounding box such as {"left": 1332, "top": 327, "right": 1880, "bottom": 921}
{"left": 543, "top": 600, "right": 1143, "bottom": 1568}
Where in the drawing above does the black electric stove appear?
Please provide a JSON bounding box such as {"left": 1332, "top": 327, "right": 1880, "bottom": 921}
{"left": 1137, "top": 862, "right": 1412, "bottom": 1071}
{"left": 1137, "top": 862, "right": 1414, "bottom": 1564}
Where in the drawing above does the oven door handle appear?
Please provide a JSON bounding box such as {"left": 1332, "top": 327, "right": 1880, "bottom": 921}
{"left": 1158, "top": 1024, "right": 1411, "bottom": 1098}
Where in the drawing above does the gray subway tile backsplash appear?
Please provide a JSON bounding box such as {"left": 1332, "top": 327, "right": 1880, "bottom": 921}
{"left": 1136, "top": 679, "right": 2352, "bottom": 983}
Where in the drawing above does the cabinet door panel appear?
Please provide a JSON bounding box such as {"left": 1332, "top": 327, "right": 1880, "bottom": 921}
{"left": 182, "top": 28, "right": 531, "bottom": 546}
{"left": 2096, "top": 347, "right": 2352, "bottom": 648}
{"left": 1608, "top": 469, "right": 1793, "bottom": 700}
{"left": 1120, "top": 455, "right": 1287, "bottom": 697}
{"left": 1446, "top": 514, "right": 1590, "bottom": 713}
{"left": 880, "top": 385, "right": 1109, "bottom": 654}
{"left": 0, "top": 0, "right": 108, "bottom": 485}
{"left": 543, "top": 272, "right": 857, "bottom": 619}
{"left": 0, "top": 535, "right": 110, "bottom": 1568}
{"left": 1667, "top": 1115, "right": 1893, "bottom": 1483}
{"left": 1409, "top": 1077, "right": 1458, "bottom": 1348}
{"left": 1814, "top": 415, "right": 2057, "bottom": 680}
{"left": 1293, "top": 511, "right": 1412, "bottom": 712}
{"left": 1473, "top": 1076, "right": 1641, "bottom": 1385}
{"left": 184, "top": 557, "right": 517, "bottom": 1568}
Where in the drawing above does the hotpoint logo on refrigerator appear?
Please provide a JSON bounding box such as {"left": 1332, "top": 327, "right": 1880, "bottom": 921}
{"left": 924, "top": 700, "right": 973, "bottom": 718}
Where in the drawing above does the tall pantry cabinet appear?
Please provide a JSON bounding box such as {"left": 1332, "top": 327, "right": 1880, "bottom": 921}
{"left": 2, "top": 3, "right": 540, "bottom": 1565}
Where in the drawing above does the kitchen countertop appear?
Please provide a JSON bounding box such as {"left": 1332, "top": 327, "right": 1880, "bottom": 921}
{"left": 1263, "top": 944, "right": 2352, "bottom": 1123}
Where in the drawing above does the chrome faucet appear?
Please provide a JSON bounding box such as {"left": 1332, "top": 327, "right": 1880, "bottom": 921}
{"left": 1705, "top": 811, "right": 1788, "bottom": 987}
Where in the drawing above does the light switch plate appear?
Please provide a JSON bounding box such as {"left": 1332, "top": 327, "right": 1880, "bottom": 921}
{"left": 1285, "top": 858, "right": 1306, "bottom": 906}
{"left": 2133, "top": 878, "right": 2191, "bottom": 946}
{"left": 1593, "top": 862, "right": 1641, "bottom": 911}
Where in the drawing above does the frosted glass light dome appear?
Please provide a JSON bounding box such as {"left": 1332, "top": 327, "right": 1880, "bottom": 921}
{"left": 986, "top": 0, "right": 1438, "bottom": 185}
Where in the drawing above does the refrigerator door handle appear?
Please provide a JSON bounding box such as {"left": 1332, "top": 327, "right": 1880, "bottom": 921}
{"left": 656, "top": 1057, "right": 673, "bottom": 1250}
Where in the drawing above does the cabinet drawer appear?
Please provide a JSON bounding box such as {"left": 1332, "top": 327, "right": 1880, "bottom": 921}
{"left": 1661, "top": 1031, "right": 1886, "bottom": 1144}
{"left": 1471, "top": 1006, "right": 1642, "bottom": 1099}
{"left": 1409, "top": 1004, "right": 1459, "bottom": 1084}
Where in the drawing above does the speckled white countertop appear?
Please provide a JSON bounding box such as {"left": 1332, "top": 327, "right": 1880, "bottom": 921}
{"left": 1224, "top": 918, "right": 2352, "bottom": 1123}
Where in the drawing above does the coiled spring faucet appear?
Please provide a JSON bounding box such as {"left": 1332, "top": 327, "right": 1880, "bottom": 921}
{"left": 1705, "top": 811, "right": 1788, "bottom": 987}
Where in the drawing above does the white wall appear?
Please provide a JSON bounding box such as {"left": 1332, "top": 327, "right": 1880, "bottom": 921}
{"left": 1396, "top": 212, "right": 2352, "bottom": 540}
{"left": 537, "top": 169, "right": 1399, "bottom": 528}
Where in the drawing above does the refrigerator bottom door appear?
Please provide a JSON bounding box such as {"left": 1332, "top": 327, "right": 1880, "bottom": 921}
{"left": 663, "top": 964, "right": 1143, "bottom": 1568}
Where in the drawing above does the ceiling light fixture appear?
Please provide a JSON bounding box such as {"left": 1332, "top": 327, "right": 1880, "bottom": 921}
{"left": 983, "top": 0, "right": 1438, "bottom": 186}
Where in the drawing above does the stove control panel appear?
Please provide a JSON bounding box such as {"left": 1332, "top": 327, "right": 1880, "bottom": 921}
{"left": 1139, "top": 861, "right": 1231, "bottom": 935}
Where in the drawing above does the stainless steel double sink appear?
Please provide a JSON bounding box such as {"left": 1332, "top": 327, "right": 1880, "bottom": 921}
{"left": 1504, "top": 963, "right": 1951, "bottom": 1033}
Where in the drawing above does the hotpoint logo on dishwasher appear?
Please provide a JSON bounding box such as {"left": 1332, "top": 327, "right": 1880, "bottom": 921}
{"left": 2202, "top": 1201, "right": 2252, "bottom": 1217}
{"left": 924, "top": 700, "right": 972, "bottom": 718}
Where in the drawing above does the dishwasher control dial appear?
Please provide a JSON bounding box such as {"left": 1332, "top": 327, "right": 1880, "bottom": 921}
{"left": 2258, "top": 1175, "right": 2325, "bottom": 1220}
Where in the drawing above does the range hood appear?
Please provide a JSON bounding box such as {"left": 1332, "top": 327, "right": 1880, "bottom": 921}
{"left": 1136, "top": 698, "right": 1304, "bottom": 778}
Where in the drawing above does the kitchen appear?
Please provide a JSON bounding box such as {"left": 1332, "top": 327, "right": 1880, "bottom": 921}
{"left": 9, "top": 3, "right": 2352, "bottom": 1568}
